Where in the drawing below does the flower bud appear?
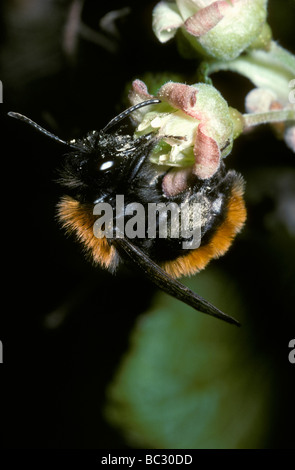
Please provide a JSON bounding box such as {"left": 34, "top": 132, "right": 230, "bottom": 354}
{"left": 245, "top": 85, "right": 295, "bottom": 154}
{"left": 153, "top": 0, "right": 269, "bottom": 61}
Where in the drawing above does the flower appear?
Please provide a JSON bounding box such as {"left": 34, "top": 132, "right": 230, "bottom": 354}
{"left": 128, "top": 79, "right": 238, "bottom": 192}
{"left": 153, "top": 0, "right": 269, "bottom": 61}
{"left": 240, "top": 43, "right": 295, "bottom": 153}
{"left": 203, "top": 41, "right": 295, "bottom": 152}
{"left": 245, "top": 87, "right": 295, "bottom": 153}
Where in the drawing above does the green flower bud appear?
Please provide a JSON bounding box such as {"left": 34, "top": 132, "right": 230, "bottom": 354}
{"left": 153, "top": 0, "right": 269, "bottom": 61}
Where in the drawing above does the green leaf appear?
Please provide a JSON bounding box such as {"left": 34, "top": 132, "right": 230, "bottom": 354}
{"left": 104, "top": 268, "right": 273, "bottom": 449}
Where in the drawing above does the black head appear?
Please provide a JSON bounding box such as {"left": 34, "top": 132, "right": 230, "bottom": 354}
{"left": 8, "top": 99, "right": 161, "bottom": 204}
{"left": 59, "top": 127, "right": 158, "bottom": 203}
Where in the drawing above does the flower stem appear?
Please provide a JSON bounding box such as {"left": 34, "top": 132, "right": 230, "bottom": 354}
{"left": 242, "top": 108, "right": 295, "bottom": 129}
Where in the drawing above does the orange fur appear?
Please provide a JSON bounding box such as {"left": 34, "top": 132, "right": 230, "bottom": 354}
{"left": 161, "top": 176, "right": 246, "bottom": 278}
{"left": 57, "top": 196, "right": 117, "bottom": 269}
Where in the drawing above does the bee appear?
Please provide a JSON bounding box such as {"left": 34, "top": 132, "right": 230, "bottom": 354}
{"left": 8, "top": 99, "right": 246, "bottom": 326}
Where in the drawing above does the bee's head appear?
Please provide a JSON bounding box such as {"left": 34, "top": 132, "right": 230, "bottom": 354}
{"left": 60, "top": 129, "right": 156, "bottom": 203}
{"left": 8, "top": 99, "right": 161, "bottom": 204}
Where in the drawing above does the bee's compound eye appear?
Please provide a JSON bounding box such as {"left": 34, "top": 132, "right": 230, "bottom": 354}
{"left": 99, "top": 160, "right": 115, "bottom": 172}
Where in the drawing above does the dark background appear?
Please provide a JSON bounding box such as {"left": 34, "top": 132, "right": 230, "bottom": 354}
{"left": 0, "top": 0, "right": 294, "bottom": 449}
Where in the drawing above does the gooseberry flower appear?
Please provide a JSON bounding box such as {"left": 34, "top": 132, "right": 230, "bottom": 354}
{"left": 245, "top": 86, "right": 295, "bottom": 153}
{"left": 153, "top": 0, "right": 269, "bottom": 61}
{"left": 203, "top": 41, "right": 295, "bottom": 152}
{"left": 128, "top": 79, "right": 239, "bottom": 193}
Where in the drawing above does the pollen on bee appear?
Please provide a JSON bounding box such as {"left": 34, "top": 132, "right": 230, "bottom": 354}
{"left": 162, "top": 175, "right": 247, "bottom": 278}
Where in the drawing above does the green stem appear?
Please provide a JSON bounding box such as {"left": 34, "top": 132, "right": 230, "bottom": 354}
{"left": 202, "top": 41, "right": 295, "bottom": 105}
{"left": 242, "top": 108, "right": 295, "bottom": 128}
{"left": 269, "top": 41, "right": 295, "bottom": 75}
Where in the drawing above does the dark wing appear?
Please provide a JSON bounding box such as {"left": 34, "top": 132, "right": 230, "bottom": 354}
{"left": 112, "top": 238, "right": 240, "bottom": 327}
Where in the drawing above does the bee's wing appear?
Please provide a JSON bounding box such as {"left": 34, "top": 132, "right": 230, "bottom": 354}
{"left": 113, "top": 238, "right": 240, "bottom": 327}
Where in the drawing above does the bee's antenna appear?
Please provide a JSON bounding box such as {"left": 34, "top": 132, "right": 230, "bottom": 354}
{"left": 8, "top": 112, "right": 80, "bottom": 149}
{"left": 102, "top": 99, "right": 161, "bottom": 133}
